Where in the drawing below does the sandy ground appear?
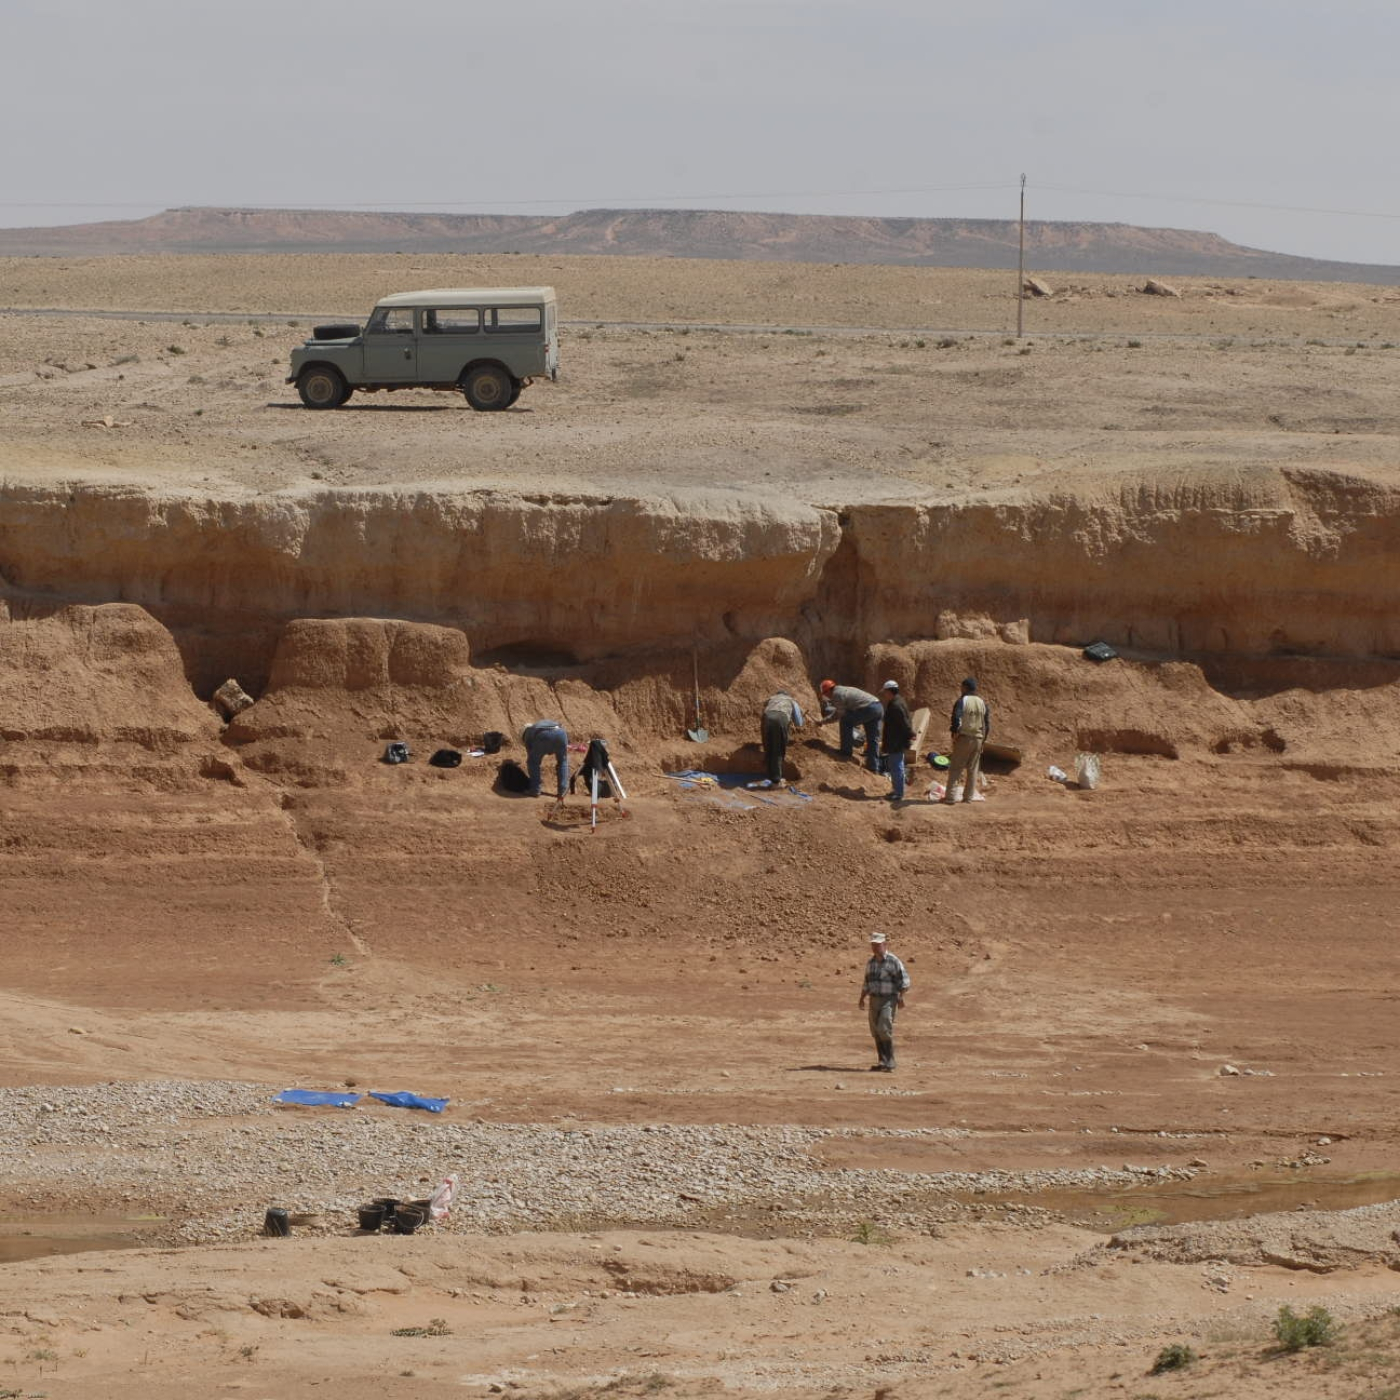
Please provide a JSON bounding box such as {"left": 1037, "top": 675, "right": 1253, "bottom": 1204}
{"left": 3, "top": 256, "right": 1400, "bottom": 1397}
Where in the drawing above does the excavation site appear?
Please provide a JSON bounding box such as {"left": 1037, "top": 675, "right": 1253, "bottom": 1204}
{"left": 2, "top": 252, "right": 1400, "bottom": 1399}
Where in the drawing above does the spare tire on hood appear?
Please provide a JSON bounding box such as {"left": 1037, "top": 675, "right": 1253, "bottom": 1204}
{"left": 312, "top": 323, "right": 361, "bottom": 341}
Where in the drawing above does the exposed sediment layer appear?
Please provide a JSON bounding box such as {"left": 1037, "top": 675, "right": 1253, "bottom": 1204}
{"left": 1, "top": 465, "right": 1398, "bottom": 695}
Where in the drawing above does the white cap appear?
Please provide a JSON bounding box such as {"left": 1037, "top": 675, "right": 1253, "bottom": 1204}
{"left": 880, "top": 679, "right": 898, "bottom": 691}
{"left": 869, "top": 931, "right": 887, "bottom": 944}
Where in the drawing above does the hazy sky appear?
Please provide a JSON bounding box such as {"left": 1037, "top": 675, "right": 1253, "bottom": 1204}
{"left": 4, "top": 0, "right": 1397, "bottom": 264}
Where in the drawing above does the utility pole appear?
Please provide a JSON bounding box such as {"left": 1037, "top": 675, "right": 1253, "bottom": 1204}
{"left": 1016, "top": 173, "right": 1027, "bottom": 338}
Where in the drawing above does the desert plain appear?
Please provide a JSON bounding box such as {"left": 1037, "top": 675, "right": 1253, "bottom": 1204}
{"left": 1, "top": 252, "right": 1400, "bottom": 1398}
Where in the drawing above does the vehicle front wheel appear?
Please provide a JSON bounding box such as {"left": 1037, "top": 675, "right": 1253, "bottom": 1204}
{"left": 297, "top": 366, "right": 349, "bottom": 409}
{"left": 462, "top": 365, "right": 514, "bottom": 411}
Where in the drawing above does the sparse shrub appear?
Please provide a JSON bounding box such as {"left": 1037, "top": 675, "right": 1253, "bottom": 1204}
{"left": 1344, "top": 346, "right": 1358, "bottom": 356}
{"left": 1273, "top": 1304, "right": 1337, "bottom": 1352}
{"left": 914, "top": 338, "right": 926, "bottom": 348}
{"left": 851, "top": 1219, "right": 891, "bottom": 1246}
{"left": 1001, "top": 337, "right": 1015, "bottom": 346}
{"left": 391, "top": 1318, "right": 451, "bottom": 1338}
{"left": 329, "top": 952, "right": 348, "bottom": 967}
{"left": 187, "top": 375, "right": 205, "bottom": 385}
{"left": 1150, "top": 1343, "right": 1197, "bottom": 1374}
{"left": 1304, "top": 338, "right": 1325, "bottom": 346}
{"left": 1126, "top": 340, "right": 1142, "bottom": 349}
{"left": 112, "top": 353, "right": 139, "bottom": 366}
{"left": 215, "top": 335, "right": 232, "bottom": 347}
{"left": 166, "top": 345, "right": 186, "bottom": 356}
{"left": 938, "top": 337, "right": 959, "bottom": 349}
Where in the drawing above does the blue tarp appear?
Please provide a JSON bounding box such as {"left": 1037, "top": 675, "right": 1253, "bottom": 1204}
{"left": 273, "top": 1089, "right": 362, "bottom": 1108}
{"left": 370, "top": 1091, "right": 450, "bottom": 1113}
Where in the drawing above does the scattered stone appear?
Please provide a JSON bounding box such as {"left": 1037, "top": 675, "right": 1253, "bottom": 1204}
{"left": 1023, "top": 277, "right": 1053, "bottom": 298}
{"left": 1142, "top": 278, "right": 1181, "bottom": 297}
{"left": 1219, "top": 1064, "right": 1240, "bottom": 1076}
{"left": 213, "top": 679, "right": 255, "bottom": 719}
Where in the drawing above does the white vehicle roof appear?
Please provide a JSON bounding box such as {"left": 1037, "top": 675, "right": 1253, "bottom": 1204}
{"left": 375, "top": 286, "right": 556, "bottom": 309}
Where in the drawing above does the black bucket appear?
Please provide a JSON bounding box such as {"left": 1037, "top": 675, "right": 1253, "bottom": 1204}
{"left": 393, "top": 1204, "right": 426, "bottom": 1235}
{"left": 262, "top": 1207, "right": 291, "bottom": 1238}
{"left": 357, "top": 1203, "right": 386, "bottom": 1232}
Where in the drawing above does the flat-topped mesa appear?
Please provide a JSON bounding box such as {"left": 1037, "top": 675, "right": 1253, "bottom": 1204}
{"left": 0, "top": 466, "right": 1398, "bottom": 690}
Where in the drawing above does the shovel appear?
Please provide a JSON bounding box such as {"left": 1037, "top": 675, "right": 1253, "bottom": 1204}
{"left": 686, "top": 648, "right": 709, "bottom": 743}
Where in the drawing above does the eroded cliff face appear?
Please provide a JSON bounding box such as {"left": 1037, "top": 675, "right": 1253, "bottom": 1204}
{"left": 1, "top": 467, "right": 1396, "bottom": 699}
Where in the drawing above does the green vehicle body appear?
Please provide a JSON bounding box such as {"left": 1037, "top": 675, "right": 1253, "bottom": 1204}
{"left": 287, "top": 286, "right": 559, "bottom": 411}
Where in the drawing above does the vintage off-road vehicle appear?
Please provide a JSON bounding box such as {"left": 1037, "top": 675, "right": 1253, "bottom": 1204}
{"left": 287, "top": 286, "right": 559, "bottom": 410}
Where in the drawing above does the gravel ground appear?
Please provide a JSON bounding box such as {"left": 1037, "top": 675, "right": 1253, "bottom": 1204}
{"left": 0, "top": 1079, "right": 1196, "bottom": 1247}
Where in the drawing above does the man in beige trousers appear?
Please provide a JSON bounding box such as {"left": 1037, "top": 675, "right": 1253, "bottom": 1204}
{"left": 940, "top": 677, "right": 989, "bottom": 805}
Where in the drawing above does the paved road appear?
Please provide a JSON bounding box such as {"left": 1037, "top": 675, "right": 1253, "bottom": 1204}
{"left": 0, "top": 304, "right": 1352, "bottom": 345}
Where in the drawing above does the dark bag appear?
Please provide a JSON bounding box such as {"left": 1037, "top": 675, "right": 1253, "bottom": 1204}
{"left": 382, "top": 742, "right": 411, "bottom": 765}
{"left": 571, "top": 738, "right": 612, "bottom": 797}
{"left": 1083, "top": 641, "right": 1118, "bottom": 663}
{"left": 482, "top": 731, "right": 504, "bottom": 754}
{"left": 497, "top": 758, "right": 531, "bottom": 793}
{"left": 428, "top": 748, "right": 462, "bottom": 768}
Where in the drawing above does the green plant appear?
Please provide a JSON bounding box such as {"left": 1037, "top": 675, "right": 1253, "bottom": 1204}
{"left": 914, "top": 338, "right": 926, "bottom": 348}
{"left": 1149, "top": 1343, "right": 1197, "bottom": 1373}
{"left": 1273, "top": 1304, "right": 1338, "bottom": 1352}
{"left": 1127, "top": 340, "right": 1142, "bottom": 349}
{"left": 851, "top": 1219, "right": 891, "bottom": 1246}
{"left": 329, "top": 952, "right": 348, "bottom": 967}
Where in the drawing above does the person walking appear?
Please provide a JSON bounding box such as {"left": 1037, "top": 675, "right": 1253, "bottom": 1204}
{"left": 760, "top": 690, "right": 804, "bottom": 787}
{"left": 858, "top": 931, "right": 910, "bottom": 1071}
{"left": 941, "top": 677, "right": 989, "bottom": 805}
{"left": 878, "top": 680, "right": 914, "bottom": 801}
{"left": 521, "top": 719, "right": 569, "bottom": 798}
{"left": 819, "top": 680, "right": 883, "bottom": 772}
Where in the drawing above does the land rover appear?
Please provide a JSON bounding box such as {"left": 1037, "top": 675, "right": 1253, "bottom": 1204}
{"left": 287, "top": 286, "right": 559, "bottom": 411}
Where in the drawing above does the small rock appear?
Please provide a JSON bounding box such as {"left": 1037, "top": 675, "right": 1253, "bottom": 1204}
{"left": 1219, "top": 1064, "right": 1241, "bottom": 1076}
{"left": 1023, "top": 276, "right": 1053, "bottom": 298}
{"left": 1142, "top": 278, "right": 1182, "bottom": 297}
{"left": 68, "top": 1026, "right": 88, "bottom": 1035}
{"left": 770, "top": 1280, "right": 790, "bottom": 1293}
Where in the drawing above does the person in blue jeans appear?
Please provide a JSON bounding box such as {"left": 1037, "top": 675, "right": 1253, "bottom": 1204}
{"left": 819, "top": 680, "right": 883, "bottom": 772}
{"left": 878, "top": 680, "right": 914, "bottom": 800}
{"left": 521, "top": 719, "right": 569, "bottom": 797}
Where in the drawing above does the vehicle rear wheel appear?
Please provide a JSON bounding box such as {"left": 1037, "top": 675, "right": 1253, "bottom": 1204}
{"left": 462, "top": 365, "right": 513, "bottom": 411}
{"left": 505, "top": 378, "right": 523, "bottom": 407}
{"left": 297, "top": 366, "right": 349, "bottom": 409}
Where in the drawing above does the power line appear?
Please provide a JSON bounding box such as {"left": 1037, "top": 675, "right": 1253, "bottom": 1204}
{"left": 0, "top": 182, "right": 1015, "bottom": 212}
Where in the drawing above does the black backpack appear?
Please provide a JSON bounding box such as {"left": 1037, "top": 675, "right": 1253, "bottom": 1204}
{"left": 428, "top": 748, "right": 462, "bottom": 768}
{"left": 571, "top": 738, "right": 612, "bottom": 797}
{"left": 482, "top": 731, "right": 504, "bottom": 754}
{"left": 497, "top": 759, "right": 532, "bottom": 793}
{"left": 382, "top": 742, "right": 411, "bottom": 765}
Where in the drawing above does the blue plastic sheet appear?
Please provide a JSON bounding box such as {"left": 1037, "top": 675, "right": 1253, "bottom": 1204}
{"left": 273, "top": 1088, "right": 362, "bottom": 1108}
{"left": 370, "top": 1090, "right": 449, "bottom": 1113}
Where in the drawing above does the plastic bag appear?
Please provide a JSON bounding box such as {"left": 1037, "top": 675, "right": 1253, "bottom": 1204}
{"left": 1074, "top": 752, "right": 1101, "bottom": 790}
{"left": 1047, "top": 765, "right": 1068, "bottom": 783}
{"left": 428, "top": 1172, "right": 459, "bottom": 1223}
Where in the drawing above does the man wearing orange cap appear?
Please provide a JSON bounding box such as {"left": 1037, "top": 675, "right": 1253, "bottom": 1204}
{"left": 818, "top": 679, "right": 883, "bottom": 773}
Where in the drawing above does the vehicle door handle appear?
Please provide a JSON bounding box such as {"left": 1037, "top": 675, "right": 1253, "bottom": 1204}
{"left": 403, "top": 348, "right": 411, "bottom": 360}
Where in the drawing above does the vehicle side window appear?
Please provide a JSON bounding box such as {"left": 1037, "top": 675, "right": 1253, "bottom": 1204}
{"left": 426, "top": 308, "right": 480, "bottom": 335}
{"left": 485, "top": 306, "right": 543, "bottom": 334}
{"left": 367, "top": 308, "right": 414, "bottom": 335}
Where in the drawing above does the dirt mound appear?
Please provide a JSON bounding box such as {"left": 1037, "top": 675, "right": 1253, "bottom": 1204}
{"left": 1107, "top": 1200, "right": 1400, "bottom": 1273}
